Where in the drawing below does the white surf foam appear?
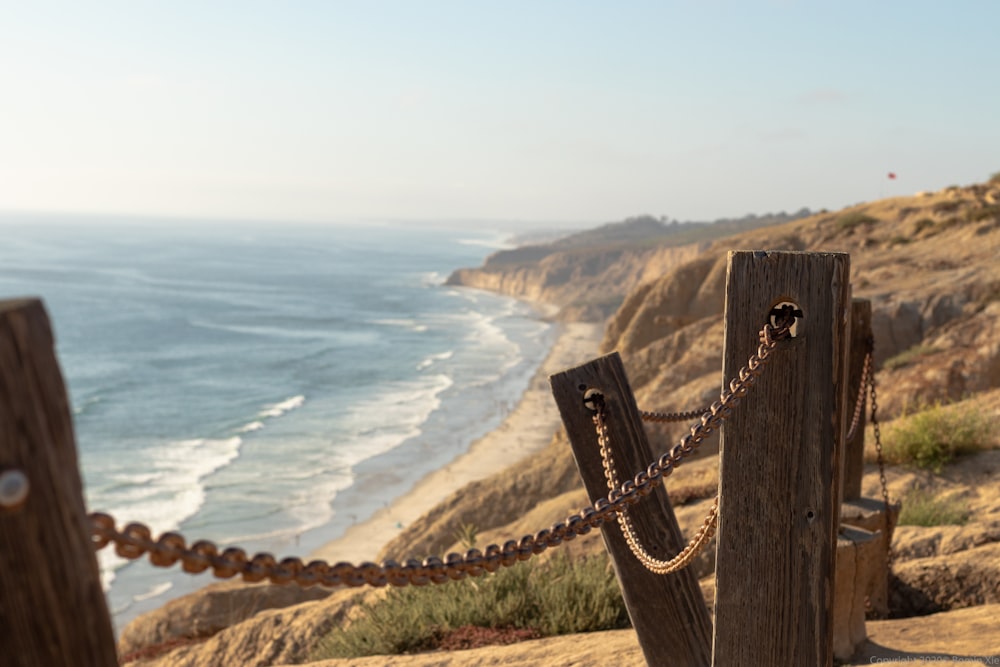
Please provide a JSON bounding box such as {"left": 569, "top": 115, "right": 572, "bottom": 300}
{"left": 133, "top": 581, "right": 173, "bottom": 602}
{"left": 416, "top": 350, "right": 455, "bottom": 371}
{"left": 238, "top": 420, "right": 265, "bottom": 433}
{"left": 94, "top": 436, "right": 243, "bottom": 591}
{"left": 258, "top": 395, "right": 305, "bottom": 418}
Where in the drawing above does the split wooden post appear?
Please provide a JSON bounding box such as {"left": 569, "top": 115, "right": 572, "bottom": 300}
{"left": 712, "top": 251, "right": 851, "bottom": 667}
{"left": 0, "top": 299, "right": 118, "bottom": 666}
{"left": 842, "top": 298, "right": 872, "bottom": 502}
{"left": 551, "top": 354, "right": 712, "bottom": 667}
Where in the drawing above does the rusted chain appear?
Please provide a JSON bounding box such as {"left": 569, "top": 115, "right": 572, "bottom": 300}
{"left": 639, "top": 407, "right": 712, "bottom": 424}
{"left": 89, "top": 311, "right": 795, "bottom": 588}
{"left": 868, "top": 340, "right": 894, "bottom": 570}
{"left": 596, "top": 401, "right": 719, "bottom": 574}
{"left": 846, "top": 347, "right": 873, "bottom": 442}
{"left": 592, "top": 307, "right": 795, "bottom": 573}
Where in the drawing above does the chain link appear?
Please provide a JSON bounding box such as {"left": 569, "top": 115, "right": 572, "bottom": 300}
{"left": 89, "top": 313, "right": 794, "bottom": 588}
{"left": 639, "top": 407, "right": 712, "bottom": 424}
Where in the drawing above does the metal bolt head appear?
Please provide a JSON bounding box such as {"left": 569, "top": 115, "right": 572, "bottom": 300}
{"left": 0, "top": 469, "right": 30, "bottom": 510}
{"left": 582, "top": 388, "right": 604, "bottom": 411}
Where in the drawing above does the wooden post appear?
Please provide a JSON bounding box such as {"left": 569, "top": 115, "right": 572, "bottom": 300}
{"left": 842, "top": 299, "right": 872, "bottom": 502}
{"left": 551, "top": 354, "right": 712, "bottom": 667}
{"left": 0, "top": 299, "right": 118, "bottom": 666}
{"left": 712, "top": 251, "right": 850, "bottom": 667}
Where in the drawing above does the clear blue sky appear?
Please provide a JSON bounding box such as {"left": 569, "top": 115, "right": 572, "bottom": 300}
{"left": 2, "top": 1, "right": 998, "bottom": 225}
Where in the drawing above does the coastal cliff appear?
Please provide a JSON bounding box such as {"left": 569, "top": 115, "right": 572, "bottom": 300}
{"left": 445, "top": 212, "right": 809, "bottom": 321}
{"left": 122, "top": 180, "right": 1000, "bottom": 666}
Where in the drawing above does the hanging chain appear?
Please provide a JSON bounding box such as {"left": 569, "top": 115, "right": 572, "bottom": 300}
{"left": 588, "top": 306, "right": 796, "bottom": 574}
{"left": 595, "top": 407, "right": 719, "bottom": 574}
{"left": 846, "top": 348, "right": 872, "bottom": 442}
{"left": 868, "top": 336, "right": 894, "bottom": 569}
{"left": 89, "top": 311, "right": 794, "bottom": 588}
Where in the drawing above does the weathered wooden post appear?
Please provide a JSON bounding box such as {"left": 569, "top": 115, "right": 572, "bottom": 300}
{"left": 838, "top": 297, "right": 894, "bottom": 620}
{"left": 551, "top": 354, "right": 713, "bottom": 667}
{"left": 712, "top": 251, "right": 850, "bottom": 667}
{"left": 0, "top": 298, "right": 118, "bottom": 666}
{"left": 842, "top": 298, "right": 872, "bottom": 503}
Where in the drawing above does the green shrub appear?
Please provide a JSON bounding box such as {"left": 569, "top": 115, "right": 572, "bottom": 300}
{"left": 888, "top": 235, "right": 911, "bottom": 246}
{"left": 882, "top": 344, "right": 941, "bottom": 371}
{"left": 882, "top": 402, "right": 994, "bottom": 472}
{"left": 898, "top": 488, "right": 969, "bottom": 526}
{"left": 837, "top": 212, "right": 879, "bottom": 231}
{"left": 966, "top": 204, "right": 1000, "bottom": 222}
{"left": 310, "top": 552, "right": 629, "bottom": 659}
{"left": 913, "top": 218, "right": 936, "bottom": 234}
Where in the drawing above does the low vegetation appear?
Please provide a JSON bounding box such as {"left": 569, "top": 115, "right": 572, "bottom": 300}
{"left": 836, "top": 211, "right": 879, "bottom": 231}
{"left": 881, "top": 402, "right": 994, "bottom": 472}
{"left": 913, "top": 217, "right": 937, "bottom": 235}
{"left": 967, "top": 204, "right": 1000, "bottom": 223}
{"left": 897, "top": 488, "right": 970, "bottom": 527}
{"left": 883, "top": 344, "right": 942, "bottom": 371}
{"left": 310, "top": 551, "right": 629, "bottom": 659}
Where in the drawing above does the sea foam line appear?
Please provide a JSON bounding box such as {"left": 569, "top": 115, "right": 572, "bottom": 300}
{"left": 258, "top": 395, "right": 305, "bottom": 418}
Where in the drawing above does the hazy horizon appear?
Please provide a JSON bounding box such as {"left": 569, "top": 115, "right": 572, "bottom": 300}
{"left": 3, "top": 1, "right": 998, "bottom": 226}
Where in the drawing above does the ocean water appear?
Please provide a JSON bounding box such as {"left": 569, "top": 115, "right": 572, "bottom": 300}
{"left": 0, "top": 217, "right": 555, "bottom": 631}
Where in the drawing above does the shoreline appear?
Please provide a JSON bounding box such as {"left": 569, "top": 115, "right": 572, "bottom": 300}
{"left": 309, "top": 317, "right": 605, "bottom": 564}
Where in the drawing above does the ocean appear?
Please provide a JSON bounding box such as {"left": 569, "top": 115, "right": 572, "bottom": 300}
{"left": 0, "top": 217, "right": 555, "bottom": 631}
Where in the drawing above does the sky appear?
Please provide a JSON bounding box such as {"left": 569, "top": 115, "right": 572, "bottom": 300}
{"left": 2, "top": 1, "right": 999, "bottom": 226}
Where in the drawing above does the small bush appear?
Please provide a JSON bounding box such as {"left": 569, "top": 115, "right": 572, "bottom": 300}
{"left": 310, "top": 552, "right": 629, "bottom": 659}
{"left": 913, "top": 218, "right": 936, "bottom": 234}
{"left": 898, "top": 488, "right": 969, "bottom": 526}
{"left": 888, "top": 235, "right": 911, "bottom": 246}
{"left": 933, "top": 200, "right": 962, "bottom": 214}
{"left": 837, "top": 212, "right": 879, "bottom": 231}
{"left": 966, "top": 204, "right": 1000, "bottom": 222}
{"left": 882, "top": 402, "right": 994, "bottom": 472}
{"left": 883, "top": 344, "right": 941, "bottom": 371}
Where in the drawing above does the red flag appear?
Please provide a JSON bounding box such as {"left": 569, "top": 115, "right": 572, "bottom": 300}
{"left": 888, "top": 172, "right": 897, "bottom": 179}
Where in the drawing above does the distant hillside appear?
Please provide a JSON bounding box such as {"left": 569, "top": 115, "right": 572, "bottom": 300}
{"left": 447, "top": 210, "right": 812, "bottom": 320}
{"left": 488, "top": 211, "right": 811, "bottom": 268}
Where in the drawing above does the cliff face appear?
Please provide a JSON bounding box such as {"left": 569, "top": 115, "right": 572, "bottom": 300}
{"left": 445, "top": 211, "right": 811, "bottom": 321}
{"left": 447, "top": 242, "right": 707, "bottom": 321}
{"left": 602, "top": 181, "right": 1000, "bottom": 417}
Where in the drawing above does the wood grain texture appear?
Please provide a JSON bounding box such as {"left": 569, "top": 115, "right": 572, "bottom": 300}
{"left": 551, "top": 353, "right": 712, "bottom": 667}
{"left": 0, "top": 299, "right": 118, "bottom": 666}
{"left": 711, "top": 251, "right": 850, "bottom": 667}
{"left": 842, "top": 299, "right": 872, "bottom": 502}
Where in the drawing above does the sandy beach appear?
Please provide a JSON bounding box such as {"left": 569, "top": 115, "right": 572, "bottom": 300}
{"left": 310, "top": 319, "right": 604, "bottom": 564}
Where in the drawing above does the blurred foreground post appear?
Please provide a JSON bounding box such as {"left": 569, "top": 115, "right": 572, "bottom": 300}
{"left": 0, "top": 298, "right": 118, "bottom": 667}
